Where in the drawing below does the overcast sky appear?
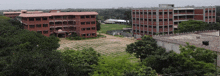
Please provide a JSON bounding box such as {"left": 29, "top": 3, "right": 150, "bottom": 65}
{"left": 0, "top": 0, "right": 220, "bottom": 10}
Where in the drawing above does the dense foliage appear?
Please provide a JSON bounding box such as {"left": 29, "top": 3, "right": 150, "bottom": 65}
{"left": 96, "top": 20, "right": 101, "bottom": 31}
{"left": 142, "top": 43, "right": 217, "bottom": 75}
{"left": 61, "top": 48, "right": 101, "bottom": 76}
{"left": 178, "top": 20, "right": 220, "bottom": 33}
{"left": 91, "top": 53, "right": 157, "bottom": 76}
{"left": 126, "top": 35, "right": 158, "bottom": 61}
{"left": 0, "top": 17, "right": 67, "bottom": 75}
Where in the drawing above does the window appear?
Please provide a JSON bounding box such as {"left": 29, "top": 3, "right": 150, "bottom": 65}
{"left": 81, "top": 28, "right": 85, "bottom": 31}
{"left": 145, "top": 31, "right": 147, "bottom": 33}
{"left": 213, "top": 10, "right": 215, "bottom": 12}
{"left": 159, "top": 12, "right": 162, "bottom": 15}
{"left": 144, "top": 19, "right": 147, "bottom": 21}
{"left": 37, "top": 31, "right": 42, "bottom": 34}
{"left": 153, "top": 26, "right": 156, "bottom": 28}
{"left": 174, "top": 10, "right": 177, "bottom": 13}
{"left": 141, "top": 31, "right": 143, "bottom": 33}
{"left": 36, "top": 18, "right": 41, "bottom": 21}
{"left": 149, "top": 25, "right": 152, "bottom": 28}
{"left": 140, "top": 18, "right": 143, "bottom": 20}
{"left": 169, "top": 12, "right": 172, "bottom": 14}
{"left": 69, "top": 15, "right": 75, "bottom": 19}
{"left": 30, "top": 25, "right": 35, "bottom": 28}
{"left": 149, "top": 32, "right": 152, "bottom": 34}
{"left": 86, "top": 22, "right": 90, "bottom": 24}
{"left": 153, "top": 19, "right": 156, "bottom": 21}
{"left": 137, "top": 24, "right": 139, "bottom": 27}
{"left": 81, "top": 22, "right": 85, "bottom": 25}
{"left": 133, "top": 12, "right": 135, "bottom": 14}
{"left": 164, "top": 19, "right": 167, "bottom": 21}
{"left": 169, "top": 19, "right": 172, "bottom": 21}
{"left": 49, "top": 16, "right": 53, "bottom": 19}
{"left": 81, "top": 16, "right": 85, "bottom": 19}
{"left": 164, "top": 12, "right": 167, "bottom": 14}
{"left": 205, "top": 16, "right": 208, "bottom": 19}
{"left": 29, "top": 18, "right": 34, "bottom": 21}
{"left": 159, "top": 26, "right": 162, "bottom": 28}
{"left": 133, "top": 24, "right": 135, "bottom": 26}
{"left": 213, "top": 16, "right": 215, "bottom": 18}
{"left": 91, "top": 21, "right": 96, "bottom": 24}
{"left": 86, "top": 15, "right": 90, "bottom": 18}
{"left": 63, "top": 16, "right": 67, "bottom": 19}
{"left": 137, "top": 30, "right": 139, "bottom": 32}
{"left": 91, "top": 15, "right": 95, "bottom": 18}
{"left": 82, "top": 34, "right": 86, "bottom": 36}
{"left": 205, "top": 11, "right": 208, "bottom": 13}
{"left": 145, "top": 25, "right": 147, "bottom": 27}
{"left": 153, "top": 12, "right": 156, "bottom": 15}
{"left": 136, "top": 12, "right": 139, "bottom": 14}
{"left": 159, "top": 19, "right": 162, "bottom": 21}
{"left": 42, "top": 17, "right": 47, "bottom": 20}
{"left": 43, "top": 31, "right": 48, "bottom": 34}
{"left": 87, "top": 28, "right": 90, "bottom": 30}
{"left": 169, "top": 25, "right": 172, "bottom": 28}
{"left": 164, "top": 26, "right": 168, "bottom": 28}
{"left": 43, "top": 24, "right": 48, "bottom": 27}
{"left": 149, "top": 19, "right": 151, "bottom": 21}
{"left": 140, "top": 12, "right": 143, "bottom": 14}
{"left": 87, "top": 33, "right": 91, "bottom": 36}
{"left": 36, "top": 24, "right": 41, "bottom": 27}
{"left": 92, "top": 33, "right": 96, "bottom": 36}
{"left": 141, "top": 25, "right": 143, "bottom": 27}
{"left": 144, "top": 12, "right": 147, "bottom": 14}
{"left": 153, "top": 32, "right": 156, "bottom": 35}
{"left": 92, "top": 27, "right": 96, "bottom": 30}
{"left": 148, "top": 12, "right": 151, "bottom": 15}
{"left": 209, "top": 16, "right": 211, "bottom": 18}
{"left": 137, "top": 18, "right": 139, "bottom": 20}
{"left": 133, "top": 18, "right": 135, "bottom": 20}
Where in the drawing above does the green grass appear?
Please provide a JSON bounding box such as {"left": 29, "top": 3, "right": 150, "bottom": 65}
{"left": 98, "top": 24, "right": 131, "bottom": 33}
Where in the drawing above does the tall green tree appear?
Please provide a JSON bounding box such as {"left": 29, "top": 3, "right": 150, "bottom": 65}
{"left": 91, "top": 53, "right": 157, "bottom": 76}
{"left": 142, "top": 43, "right": 217, "bottom": 75}
{"left": 96, "top": 20, "right": 101, "bottom": 31}
{"left": 124, "top": 10, "right": 132, "bottom": 26}
{"left": 0, "top": 18, "right": 66, "bottom": 76}
{"left": 61, "top": 47, "right": 101, "bottom": 76}
{"left": 178, "top": 20, "right": 208, "bottom": 32}
{"left": 126, "top": 35, "right": 158, "bottom": 62}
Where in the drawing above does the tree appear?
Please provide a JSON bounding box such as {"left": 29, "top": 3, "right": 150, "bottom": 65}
{"left": 61, "top": 47, "right": 101, "bottom": 76}
{"left": 123, "top": 10, "right": 132, "bottom": 26}
{"left": 0, "top": 18, "right": 66, "bottom": 75}
{"left": 91, "top": 53, "right": 157, "bottom": 76}
{"left": 178, "top": 20, "right": 208, "bottom": 33}
{"left": 96, "top": 20, "right": 101, "bottom": 31}
{"left": 142, "top": 42, "right": 217, "bottom": 75}
{"left": 126, "top": 35, "right": 158, "bottom": 62}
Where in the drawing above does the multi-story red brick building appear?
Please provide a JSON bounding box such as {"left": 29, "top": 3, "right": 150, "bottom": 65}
{"left": 4, "top": 10, "right": 98, "bottom": 38}
{"left": 132, "top": 4, "right": 216, "bottom": 37}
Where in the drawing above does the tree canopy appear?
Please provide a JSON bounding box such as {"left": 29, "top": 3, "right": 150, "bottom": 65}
{"left": 142, "top": 43, "right": 217, "bottom": 75}
{"left": 126, "top": 35, "right": 158, "bottom": 61}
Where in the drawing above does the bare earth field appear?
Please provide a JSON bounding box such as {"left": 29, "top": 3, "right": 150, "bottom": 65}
{"left": 57, "top": 33, "right": 136, "bottom": 55}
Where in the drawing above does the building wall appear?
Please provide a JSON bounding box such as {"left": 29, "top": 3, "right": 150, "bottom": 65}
{"left": 21, "top": 14, "right": 97, "bottom": 38}
{"left": 4, "top": 13, "right": 20, "bottom": 18}
{"left": 132, "top": 9, "right": 174, "bottom": 37}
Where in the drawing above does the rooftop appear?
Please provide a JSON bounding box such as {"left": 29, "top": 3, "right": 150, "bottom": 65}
{"left": 153, "top": 30, "right": 220, "bottom": 52}
{"left": 19, "top": 12, "right": 98, "bottom": 17}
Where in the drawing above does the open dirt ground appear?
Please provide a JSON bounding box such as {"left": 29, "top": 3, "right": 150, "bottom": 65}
{"left": 57, "top": 33, "right": 136, "bottom": 55}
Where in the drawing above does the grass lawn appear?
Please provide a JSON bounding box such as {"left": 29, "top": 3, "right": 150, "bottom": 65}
{"left": 98, "top": 24, "right": 131, "bottom": 33}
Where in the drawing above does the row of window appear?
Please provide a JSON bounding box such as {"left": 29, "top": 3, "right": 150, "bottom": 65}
{"left": 205, "top": 10, "right": 215, "bottom": 13}
{"left": 29, "top": 24, "right": 48, "bottom": 28}
{"left": 133, "top": 12, "right": 172, "bottom": 15}
{"left": 37, "top": 31, "right": 48, "bottom": 34}
{"left": 205, "top": 16, "right": 215, "bottom": 18}
{"left": 133, "top": 30, "right": 173, "bottom": 34}
{"left": 81, "top": 33, "right": 96, "bottom": 36}
{"left": 81, "top": 21, "right": 96, "bottom": 25}
{"left": 133, "top": 25, "right": 172, "bottom": 28}
{"left": 80, "top": 15, "right": 96, "bottom": 19}
{"left": 133, "top": 18, "right": 173, "bottom": 21}
{"left": 81, "top": 27, "right": 96, "bottom": 31}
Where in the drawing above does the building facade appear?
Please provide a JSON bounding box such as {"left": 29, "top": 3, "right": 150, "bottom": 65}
{"left": 3, "top": 10, "right": 43, "bottom": 18}
{"left": 132, "top": 4, "right": 216, "bottom": 37}
{"left": 4, "top": 10, "right": 98, "bottom": 38}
